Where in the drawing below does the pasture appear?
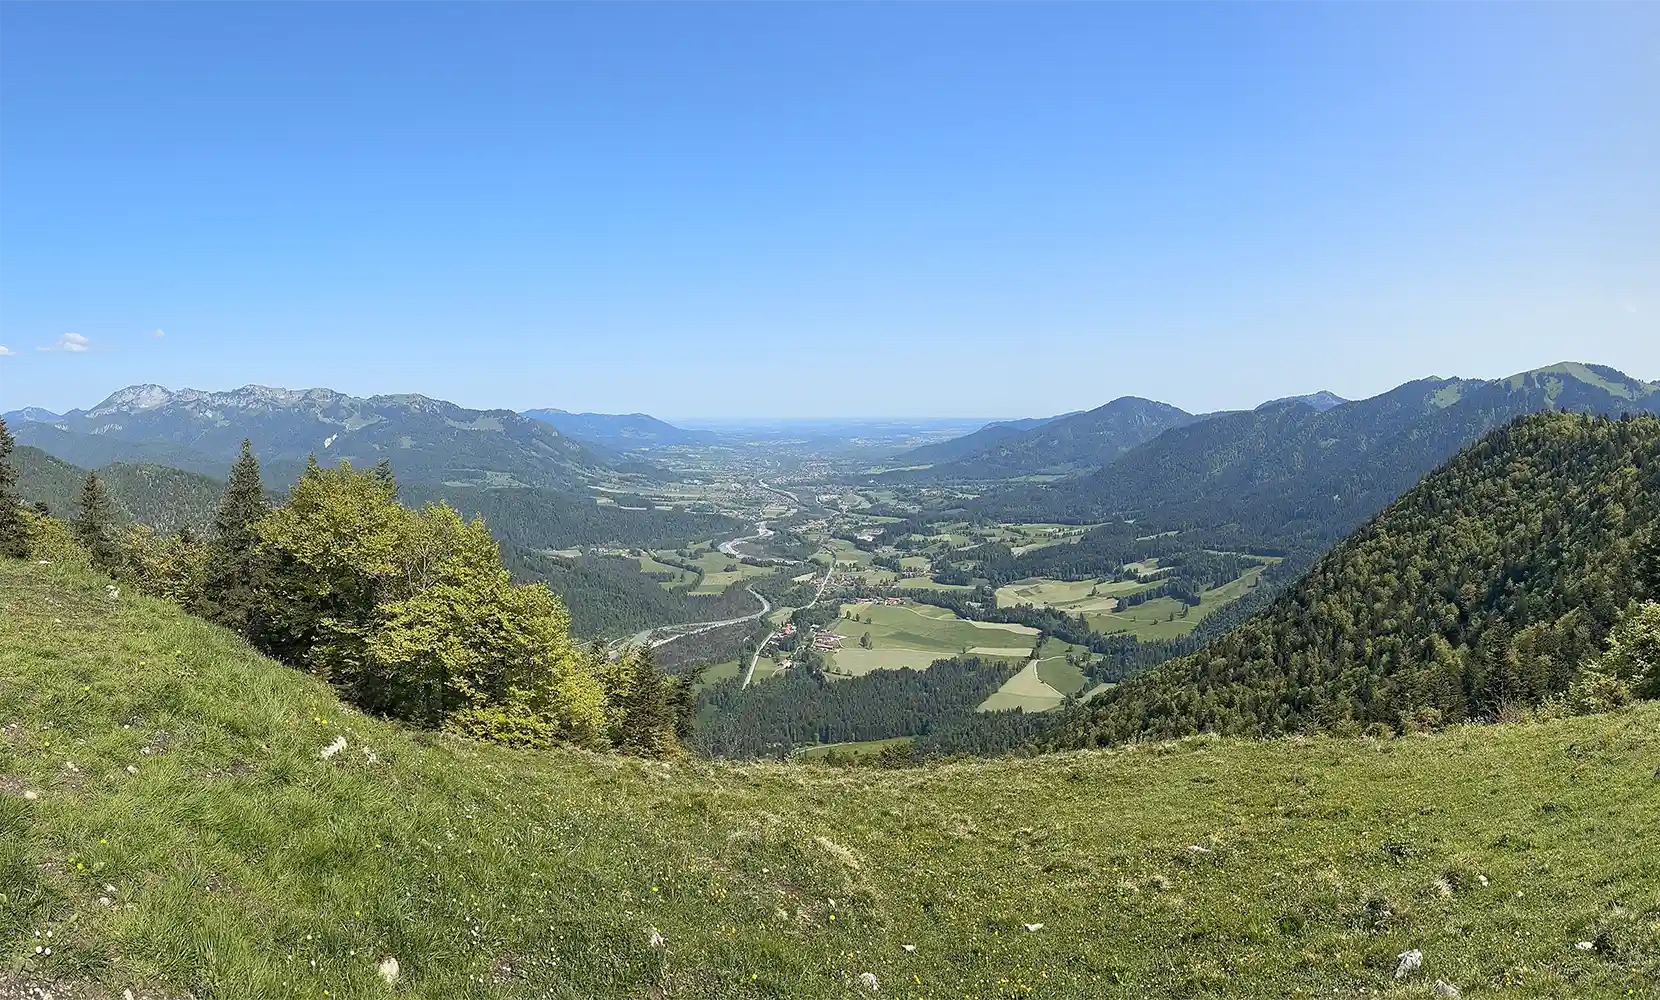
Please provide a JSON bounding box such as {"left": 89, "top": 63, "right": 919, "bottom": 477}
{"left": 659, "top": 547, "right": 776, "bottom": 595}
{"left": 994, "top": 576, "right": 1149, "bottom": 612}
{"left": 829, "top": 600, "right": 1037, "bottom": 677}
{"left": 638, "top": 553, "right": 698, "bottom": 589}
{"left": 1088, "top": 562, "right": 1273, "bottom": 640}
{"left": 977, "top": 660, "right": 1065, "bottom": 712}
{"left": 978, "top": 639, "right": 1094, "bottom": 713}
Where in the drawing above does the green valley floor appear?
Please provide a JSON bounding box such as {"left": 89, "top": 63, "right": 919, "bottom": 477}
{"left": 2, "top": 560, "right": 1657, "bottom": 998}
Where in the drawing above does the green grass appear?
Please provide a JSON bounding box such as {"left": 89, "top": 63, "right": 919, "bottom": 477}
{"left": 3, "top": 560, "right": 1659, "bottom": 998}
{"left": 830, "top": 598, "right": 1035, "bottom": 677}
{"left": 994, "top": 577, "right": 1149, "bottom": 612}
{"left": 792, "top": 738, "right": 913, "bottom": 762}
{"left": 1033, "top": 656, "right": 1089, "bottom": 698}
{"left": 976, "top": 660, "right": 1067, "bottom": 713}
{"left": 638, "top": 554, "right": 699, "bottom": 589}
{"left": 1090, "top": 564, "right": 1272, "bottom": 641}
{"left": 663, "top": 548, "right": 776, "bottom": 595}
{"left": 830, "top": 602, "right": 1036, "bottom": 678}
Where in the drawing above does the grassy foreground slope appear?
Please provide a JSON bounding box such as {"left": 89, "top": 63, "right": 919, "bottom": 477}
{"left": 3, "top": 561, "right": 1658, "bottom": 999}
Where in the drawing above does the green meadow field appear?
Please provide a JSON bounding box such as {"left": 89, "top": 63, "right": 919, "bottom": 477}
{"left": 829, "top": 602, "right": 1037, "bottom": 677}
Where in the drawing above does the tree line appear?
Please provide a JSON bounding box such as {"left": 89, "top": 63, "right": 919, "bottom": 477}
{"left": 1051, "top": 413, "right": 1660, "bottom": 748}
{"left": 0, "top": 419, "right": 695, "bottom": 758}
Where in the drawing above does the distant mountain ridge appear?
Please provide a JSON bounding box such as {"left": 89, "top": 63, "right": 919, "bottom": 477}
{"left": 989, "top": 361, "right": 1660, "bottom": 550}
{"left": 522, "top": 408, "right": 717, "bottom": 450}
{"left": 885, "top": 397, "right": 1196, "bottom": 479}
{"left": 15, "top": 384, "right": 626, "bottom": 490}
{"left": 1257, "top": 390, "right": 1347, "bottom": 411}
{"left": 2, "top": 407, "right": 62, "bottom": 423}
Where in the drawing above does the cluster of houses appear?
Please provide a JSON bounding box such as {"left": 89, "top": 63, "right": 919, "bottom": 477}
{"left": 848, "top": 596, "right": 907, "bottom": 607}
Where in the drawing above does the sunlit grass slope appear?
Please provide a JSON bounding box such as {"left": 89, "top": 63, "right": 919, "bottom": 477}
{"left": 2, "top": 560, "right": 1658, "bottom": 999}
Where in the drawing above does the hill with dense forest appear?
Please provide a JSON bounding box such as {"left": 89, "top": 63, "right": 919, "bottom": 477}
{"left": 12, "top": 444, "right": 224, "bottom": 534}
{"left": 17, "top": 384, "right": 629, "bottom": 491}
{"left": 1054, "top": 411, "right": 1660, "bottom": 749}
{"left": 3, "top": 557, "right": 1658, "bottom": 999}
{"left": 989, "top": 363, "right": 1660, "bottom": 551}
{"left": 884, "top": 397, "right": 1196, "bottom": 479}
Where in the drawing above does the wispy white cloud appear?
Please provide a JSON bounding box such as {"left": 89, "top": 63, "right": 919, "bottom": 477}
{"left": 149, "top": 329, "right": 166, "bottom": 338}
{"left": 40, "top": 332, "right": 90, "bottom": 353}
{"left": 0, "top": 346, "right": 15, "bottom": 356}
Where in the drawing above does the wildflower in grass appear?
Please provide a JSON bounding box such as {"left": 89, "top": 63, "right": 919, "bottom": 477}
{"left": 648, "top": 927, "right": 666, "bottom": 949}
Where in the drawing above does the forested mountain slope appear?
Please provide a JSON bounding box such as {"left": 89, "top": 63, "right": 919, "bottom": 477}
{"left": 1054, "top": 411, "right": 1660, "bottom": 748}
{"left": 994, "top": 363, "right": 1660, "bottom": 551}
{"left": 886, "top": 397, "right": 1195, "bottom": 479}
{"left": 12, "top": 444, "right": 223, "bottom": 533}
{"left": 24, "top": 384, "right": 626, "bottom": 490}
{"left": 3, "top": 558, "right": 1657, "bottom": 998}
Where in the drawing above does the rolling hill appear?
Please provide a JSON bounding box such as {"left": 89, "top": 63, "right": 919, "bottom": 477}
{"left": 2, "top": 556, "right": 1656, "bottom": 998}
{"left": 1055, "top": 410, "right": 1660, "bottom": 749}
{"left": 885, "top": 397, "right": 1197, "bottom": 479}
{"left": 883, "top": 413, "right": 1074, "bottom": 467}
{"left": 522, "top": 408, "right": 718, "bottom": 450}
{"left": 18, "top": 384, "right": 626, "bottom": 491}
{"left": 11, "top": 445, "right": 225, "bottom": 534}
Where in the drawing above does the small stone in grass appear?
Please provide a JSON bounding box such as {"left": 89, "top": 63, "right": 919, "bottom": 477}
{"left": 377, "top": 954, "right": 400, "bottom": 985}
{"left": 856, "top": 971, "right": 879, "bottom": 991}
{"left": 1433, "top": 981, "right": 1461, "bottom": 998}
{"left": 1395, "top": 949, "right": 1423, "bottom": 979}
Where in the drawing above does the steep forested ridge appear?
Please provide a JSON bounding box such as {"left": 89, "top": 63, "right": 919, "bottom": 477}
{"left": 993, "top": 364, "right": 1660, "bottom": 554}
{"left": 1055, "top": 411, "right": 1660, "bottom": 747}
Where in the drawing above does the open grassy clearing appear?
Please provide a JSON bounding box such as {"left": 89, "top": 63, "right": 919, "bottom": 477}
{"left": 692, "top": 659, "right": 743, "bottom": 689}
{"left": 829, "top": 602, "right": 1037, "bottom": 677}
{"left": 638, "top": 554, "right": 700, "bottom": 589}
{"left": 892, "top": 576, "right": 975, "bottom": 591}
{"left": 826, "top": 647, "right": 944, "bottom": 677}
{"left": 676, "top": 549, "right": 776, "bottom": 595}
{"left": 977, "top": 660, "right": 1067, "bottom": 713}
{"left": 1090, "top": 563, "right": 1272, "bottom": 641}
{"left": 994, "top": 576, "right": 1151, "bottom": 611}
{"left": 1034, "top": 655, "right": 1090, "bottom": 698}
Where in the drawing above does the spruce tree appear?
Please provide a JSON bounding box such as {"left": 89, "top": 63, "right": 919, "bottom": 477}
{"left": 199, "top": 440, "right": 269, "bottom": 632}
{"left": 74, "top": 472, "right": 122, "bottom": 572}
{"left": 0, "top": 417, "right": 29, "bottom": 558}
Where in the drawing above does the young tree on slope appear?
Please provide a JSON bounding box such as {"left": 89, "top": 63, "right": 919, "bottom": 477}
{"left": 196, "top": 440, "right": 270, "bottom": 632}
{"left": 74, "top": 472, "right": 122, "bottom": 572}
{"left": 0, "top": 417, "right": 29, "bottom": 558}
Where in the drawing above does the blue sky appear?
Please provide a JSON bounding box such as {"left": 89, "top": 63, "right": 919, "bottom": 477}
{"left": 2, "top": 3, "right": 1656, "bottom": 418}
